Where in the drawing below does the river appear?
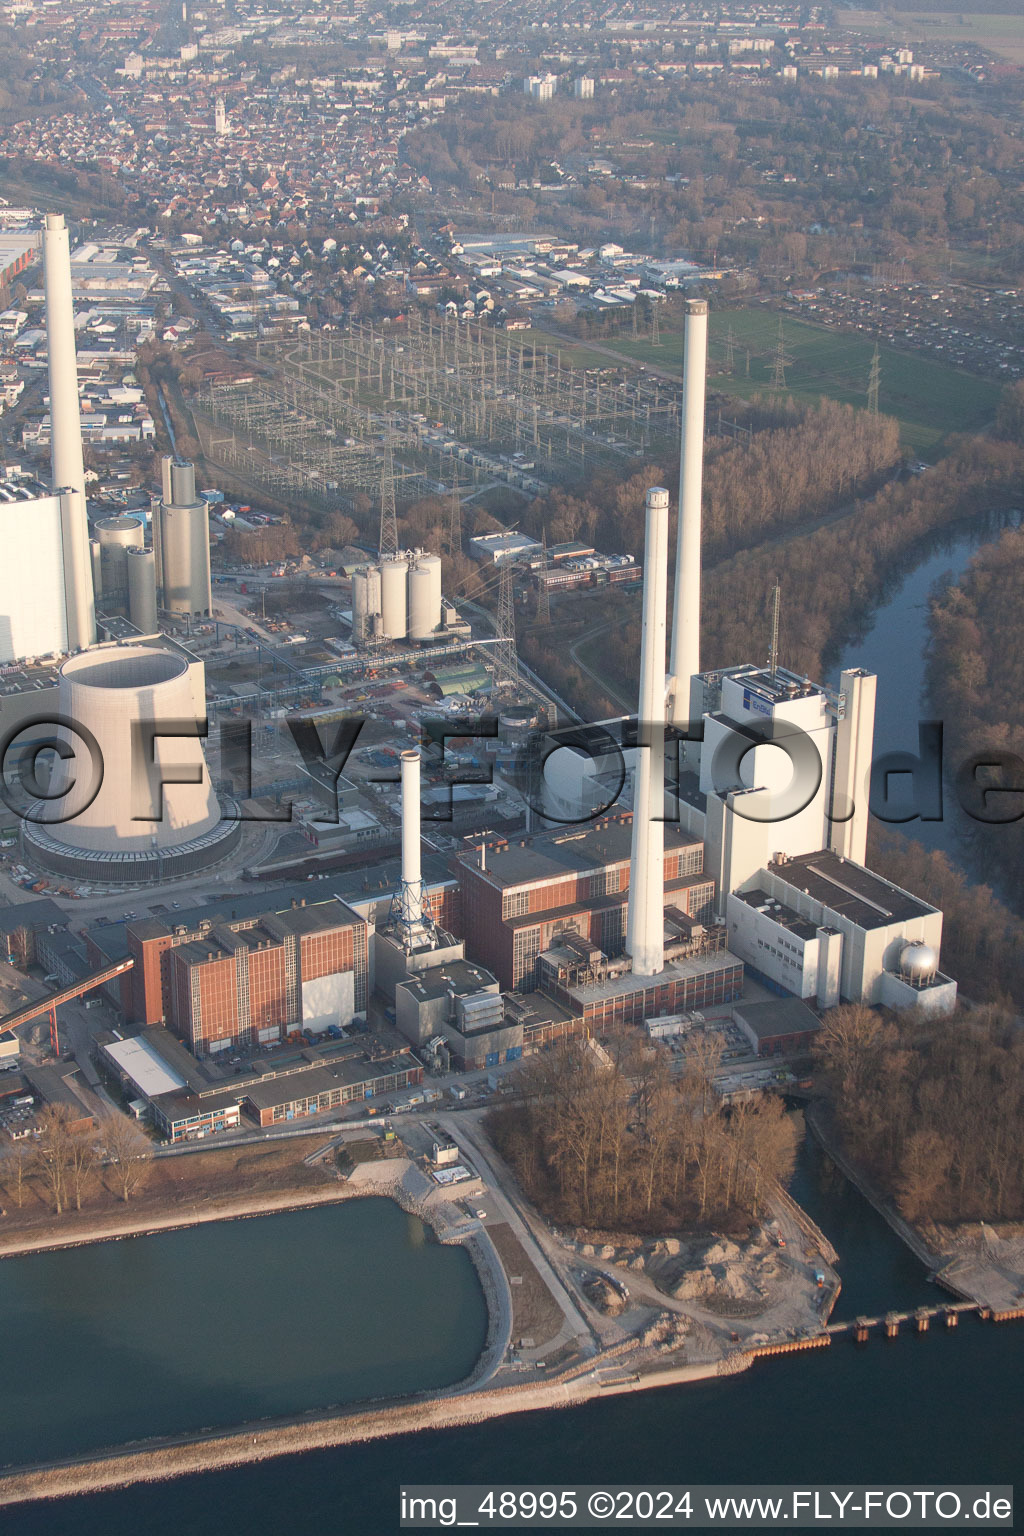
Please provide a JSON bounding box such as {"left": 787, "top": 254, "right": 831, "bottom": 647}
{"left": 4, "top": 525, "right": 1023, "bottom": 1530}
{"left": 831, "top": 509, "right": 1022, "bottom": 874}
{"left": 3, "top": 1131, "right": 1020, "bottom": 1536}
{"left": 0, "top": 1199, "right": 487, "bottom": 1471}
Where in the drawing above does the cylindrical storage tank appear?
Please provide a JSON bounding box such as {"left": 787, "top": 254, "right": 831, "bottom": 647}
{"left": 160, "top": 457, "right": 212, "bottom": 616}
{"left": 351, "top": 565, "right": 382, "bottom": 644}
{"left": 126, "top": 546, "right": 158, "bottom": 634}
{"left": 408, "top": 554, "right": 442, "bottom": 641}
{"left": 379, "top": 557, "right": 408, "bottom": 640}
{"left": 95, "top": 515, "right": 144, "bottom": 606}
{"left": 90, "top": 539, "right": 103, "bottom": 600}
{"left": 31, "top": 645, "right": 222, "bottom": 854}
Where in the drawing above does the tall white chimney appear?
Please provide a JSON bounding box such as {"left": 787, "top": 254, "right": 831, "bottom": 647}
{"left": 397, "top": 748, "right": 428, "bottom": 943}
{"left": 669, "top": 299, "right": 708, "bottom": 725}
{"left": 43, "top": 212, "right": 95, "bottom": 651}
{"left": 627, "top": 486, "right": 668, "bottom": 979}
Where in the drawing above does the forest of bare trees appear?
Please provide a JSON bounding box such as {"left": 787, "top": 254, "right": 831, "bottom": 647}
{"left": 867, "top": 828, "right": 1024, "bottom": 1009}
{"left": 488, "top": 1037, "right": 796, "bottom": 1234}
{"left": 925, "top": 524, "right": 1024, "bottom": 911}
{"left": 814, "top": 1003, "right": 1024, "bottom": 1224}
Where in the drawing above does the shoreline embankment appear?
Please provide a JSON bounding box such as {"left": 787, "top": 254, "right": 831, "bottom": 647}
{"left": 0, "top": 1354, "right": 742, "bottom": 1509}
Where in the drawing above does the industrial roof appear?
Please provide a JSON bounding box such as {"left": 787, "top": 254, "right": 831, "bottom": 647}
{"left": 103, "top": 1034, "right": 188, "bottom": 1098}
{"left": 397, "top": 958, "right": 498, "bottom": 1003}
{"left": 733, "top": 887, "right": 819, "bottom": 942}
{"left": 462, "top": 813, "right": 701, "bottom": 892}
{"left": 732, "top": 997, "right": 821, "bottom": 1041}
{"left": 768, "top": 850, "right": 935, "bottom": 930}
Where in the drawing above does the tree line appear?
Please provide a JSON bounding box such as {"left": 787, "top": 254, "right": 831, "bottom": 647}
{"left": 924, "top": 523, "right": 1024, "bottom": 911}
{"left": 488, "top": 1036, "right": 796, "bottom": 1234}
{"left": 0, "top": 1106, "right": 152, "bottom": 1216}
{"left": 814, "top": 1003, "right": 1024, "bottom": 1224}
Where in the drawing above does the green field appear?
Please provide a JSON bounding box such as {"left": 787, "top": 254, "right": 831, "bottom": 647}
{"left": 553, "top": 310, "right": 1003, "bottom": 457}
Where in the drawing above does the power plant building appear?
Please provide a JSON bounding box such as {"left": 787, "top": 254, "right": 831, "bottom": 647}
{"left": 0, "top": 487, "right": 71, "bottom": 662}
{"left": 454, "top": 812, "right": 715, "bottom": 993}
{"left": 121, "top": 895, "right": 368, "bottom": 1057}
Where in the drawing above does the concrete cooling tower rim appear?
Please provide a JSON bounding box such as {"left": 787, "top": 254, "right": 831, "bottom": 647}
{"left": 59, "top": 647, "right": 188, "bottom": 690}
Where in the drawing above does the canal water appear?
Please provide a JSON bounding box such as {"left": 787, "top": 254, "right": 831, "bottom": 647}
{"left": 831, "top": 510, "right": 1022, "bottom": 875}
{"left": 3, "top": 1131, "right": 1020, "bottom": 1536}
{"left": 0, "top": 1198, "right": 487, "bottom": 1471}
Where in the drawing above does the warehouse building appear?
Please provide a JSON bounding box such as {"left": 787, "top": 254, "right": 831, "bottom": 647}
{"left": 732, "top": 997, "right": 822, "bottom": 1058}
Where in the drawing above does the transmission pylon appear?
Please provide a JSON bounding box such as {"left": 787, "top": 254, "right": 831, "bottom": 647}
{"left": 536, "top": 529, "right": 551, "bottom": 625}
{"left": 651, "top": 306, "right": 661, "bottom": 347}
{"left": 447, "top": 476, "right": 463, "bottom": 558}
{"left": 770, "top": 319, "right": 791, "bottom": 390}
{"left": 867, "top": 343, "right": 881, "bottom": 415}
{"left": 491, "top": 558, "right": 521, "bottom": 697}
{"left": 378, "top": 424, "right": 399, "bottom": 559}
{"left": 724, "top": 326, "right": 736, "bottom": 372}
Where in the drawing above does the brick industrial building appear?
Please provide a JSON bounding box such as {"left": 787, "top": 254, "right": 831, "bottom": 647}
{"left": 107, "top": 896, "right": 369, "bottom": 1057}
{"left": 452, "top": 813, "right": 715, "bottom": 992}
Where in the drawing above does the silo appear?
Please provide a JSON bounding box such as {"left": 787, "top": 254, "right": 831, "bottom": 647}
{"left": 126, "top": 546, "right": 158, "bottom": 634}
{"left": 158, "top": 457, "right": 212, "bottom": 616}
{"left": 95, "top": 515, "right": 144, "bottom": 606}
{"left": 379, "top": 557, "right": 408, "bottom": 640}
{"left": 408, "top": 554, "right": 442, "bottom": 641}
{"left": 90, "top": 539, "right": 103, "bottom": 600}
{"left": 351, "top": 565, "right": 382, "bottom": 644}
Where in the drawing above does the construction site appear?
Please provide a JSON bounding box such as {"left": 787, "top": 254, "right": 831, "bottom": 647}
{"left": 192, "top": 314, "right": 683, "bottom": 513}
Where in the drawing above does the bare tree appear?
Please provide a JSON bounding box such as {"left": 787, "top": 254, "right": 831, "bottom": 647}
{"left": 0, "top": 1138, "right": 34, "bottom": 1208}
{"left": 32, "top": 1104, "right": 73, "bottom": 1214}
{"left": 66, "top": 1123, "right": 97, "bottom": 1212}
{"left": 102, "top": 1112, "right": 153, "bottom": 1203}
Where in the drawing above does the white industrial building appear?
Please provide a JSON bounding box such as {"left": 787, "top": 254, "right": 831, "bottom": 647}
{"left": 351, "top": 549, "right": 444, "bottom": 645}
{"left": 0, "top": 488, "right": 70, "bottom": 662}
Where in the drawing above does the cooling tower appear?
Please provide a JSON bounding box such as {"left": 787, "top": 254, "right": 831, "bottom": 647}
{"left": 95, "top": 515, "right": 144, "bottom": 604}
{"left": 157, "top": 458, "right": 212, "bottom": 616}
{"left": 379, "top": 557, "right": 408, "bottom": 640}
{"left": 408, "top": 554, "right": 442, "bottom": 641}
{"left": 126, "top": 546, "right": 159, "bottom": 635}
{"left": 24, "top": 643, "right": 239, "bottom": 882}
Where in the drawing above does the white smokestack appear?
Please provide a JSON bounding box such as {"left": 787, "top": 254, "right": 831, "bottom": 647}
{"left": 43, "top": 212, "right": 95, "bottom": 651}
{"left": 669, "top": 299, "right": 708, "bottom": 724}
{"left": 398, "top": 748, "right": 425, "bottom": 936}
{"left": 627, "top": 486, "right": 668, "bottom": 980}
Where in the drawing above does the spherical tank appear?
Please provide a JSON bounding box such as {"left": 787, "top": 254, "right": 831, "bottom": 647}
{"left": 33, "top": 645, "right": 222, "bottom": 855}
{"left": 379, "top": 557, "right": 408, "bottom": 640}
{"left": 95, "top": 515, "right": 144, "bottom": 599}
{"left": 126, "top": 546, "right": 158, "bottom": 634}
{"left": 899, "top": 941, "right": 938, "bottom": 983}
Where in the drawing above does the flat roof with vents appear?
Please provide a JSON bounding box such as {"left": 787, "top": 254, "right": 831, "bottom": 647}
{"left": 767, "top": 850, "right": 935, "bottom": 931}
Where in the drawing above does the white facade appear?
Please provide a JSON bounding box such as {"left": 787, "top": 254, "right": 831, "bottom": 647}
{"left": 701, "top": 669, "right": 837, "bottom": 896}
{"left": 0, "top": 492, "right": 68, "bottom": 662}
{"left": 669, "top": 300, "right": 708, "bottom": 725}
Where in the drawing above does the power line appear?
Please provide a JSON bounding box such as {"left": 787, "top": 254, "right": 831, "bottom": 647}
{"left": 770, "top": 318, "right": 791, "bottom": 390}
{"left": 447, "top": 475, "right": 463, "bottom": 559}
{"left": 867, "top": 343, "right": 881, "bottom": 415}
{"left": 491, "top": 557, "right": 521, "bottom": 697}
{"left": 378, "top": 421, "right": 398, "bottom": 559}
{"left": 536, "top": 528, "right": 551, "bottom": 626}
